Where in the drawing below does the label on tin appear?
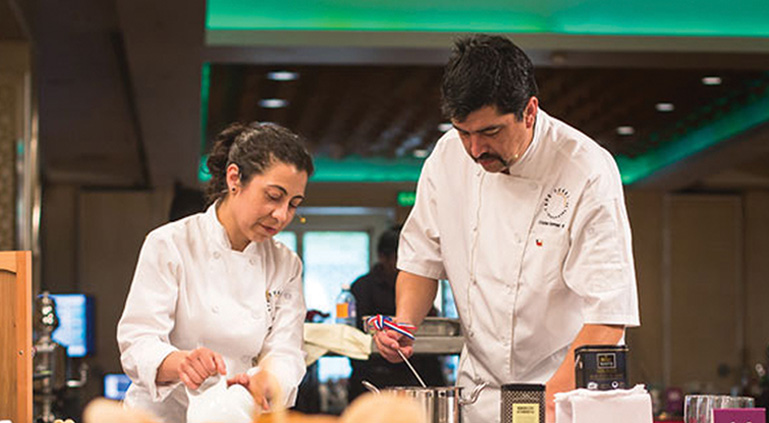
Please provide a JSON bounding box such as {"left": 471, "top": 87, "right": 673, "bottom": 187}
{"left": 512, "top": 403, "right": 539, "bottom": 423}
{"left": 597, "top": 353, "right": 616, "bottom": 369}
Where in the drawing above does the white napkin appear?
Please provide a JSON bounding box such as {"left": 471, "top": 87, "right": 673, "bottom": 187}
{"left": 303, "top": 323, "right": 372, "bottom": 365}
{"left": 186, "top": 375, "right": 255, "bottom": 423}
{"left": 554, "top": 384, "right": 653, "bottom": 423}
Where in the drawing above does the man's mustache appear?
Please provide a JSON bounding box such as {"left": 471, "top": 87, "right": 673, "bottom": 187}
{"left": 474, "top": 152, "right": 508, "bottom": 167}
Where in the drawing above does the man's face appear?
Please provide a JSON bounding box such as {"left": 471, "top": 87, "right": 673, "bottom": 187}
{"left": 452, "top": 99, "right": 537, "bottom": 173}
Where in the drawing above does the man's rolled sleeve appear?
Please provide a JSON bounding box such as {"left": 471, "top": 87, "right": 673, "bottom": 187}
{"left": 397, "top": 157, "right": 447, "bottom": 281}
{"left": 564, "top": 177, "right": 640, "bottom": 327}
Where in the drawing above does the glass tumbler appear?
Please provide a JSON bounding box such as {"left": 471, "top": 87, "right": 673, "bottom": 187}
{"left": 683, "top": 394, "right": 755, "bottom": 423}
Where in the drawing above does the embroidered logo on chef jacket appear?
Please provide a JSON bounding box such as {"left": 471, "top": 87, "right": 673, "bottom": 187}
{"left": 265, "top": 289, "right": 283, "bottom": 316}
{"left": 538, "top": 187, "right": 570, "bottom": 228}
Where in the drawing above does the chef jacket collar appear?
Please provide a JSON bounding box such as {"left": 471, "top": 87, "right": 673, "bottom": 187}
{"left": 505, "top": 107, "right": 546, "bottom": 179}
{"left": 204, "top": 201, "right": 259, "bottom": 255}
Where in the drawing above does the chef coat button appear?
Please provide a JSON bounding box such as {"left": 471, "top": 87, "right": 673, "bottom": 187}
{"left": 211, "top": 306, "right": 219, "bottom": 314}
{"left": 213, "top": 252, "right": 221, "bottom": 259}
{"left": 249, "top": 258, "right": 256, "bottom": 265}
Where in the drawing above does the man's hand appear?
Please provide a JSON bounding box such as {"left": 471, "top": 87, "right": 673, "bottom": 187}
{"left": 376, "top": 270, "right": 438, "bottom": 362}
{"left": 175, "top": 347, "right": 227, "bottom": 390}
{"left": 373, "top": 328, "right": 414, "bottom": 363}
{"left": 544, "top": 324, "right": 625, "bottom": 423}
{"left": 544, "top": 380, "right": 563, "bottom": 423}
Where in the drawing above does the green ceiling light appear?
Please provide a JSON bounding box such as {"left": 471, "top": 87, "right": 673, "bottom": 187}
{"left": 199, "top": 154, "right": 212, "bottom": 183}
{"left": 200, "top": 63, "right": 211, "bottom": 156}
{"left": 310, "top": 156, "right": 424, "bottom": 182}
{"left": 397, "top": 191, "right": 417, "bottom": 207}
{"left": 198, "top": 64, "right": 213, "bottom": 184}
{"left": 207, "top": 0, "right": 769, "bottom": 37}
{"left": 617, "top": 82, "right": 769, "bottom": 184}
{"left": 198, "top": 154, "right": 423, "bottom": 183}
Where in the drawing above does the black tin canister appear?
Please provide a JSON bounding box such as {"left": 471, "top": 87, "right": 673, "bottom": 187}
{"left": 574, "top": 345, "right": 628, "bottom": 390}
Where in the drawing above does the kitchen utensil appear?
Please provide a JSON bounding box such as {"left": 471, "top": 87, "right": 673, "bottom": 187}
{"left": 397, "top": 349, "right": 428, "bottom": 388}
{"left": 362, "top": 380, "right": 380, "bottom": 394}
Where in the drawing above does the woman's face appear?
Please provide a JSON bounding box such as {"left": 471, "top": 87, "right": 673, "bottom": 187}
{"left": 227, "top": 160, "right": 308, "bottom": 245}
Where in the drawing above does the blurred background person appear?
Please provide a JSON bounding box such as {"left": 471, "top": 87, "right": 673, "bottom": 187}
{"left": 347, "top": 226, "right": 446, "bottom": 401}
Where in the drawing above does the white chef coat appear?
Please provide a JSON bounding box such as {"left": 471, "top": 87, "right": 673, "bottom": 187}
{"left": 398, "top": 108, "right": 640, "bottom": 423}
{"left": 117, "top": 203, "right": 306, "bottom": 423}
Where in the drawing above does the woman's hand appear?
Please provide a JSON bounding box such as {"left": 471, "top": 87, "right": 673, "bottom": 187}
{"left": 167, "top": 347, "right": 227, "bottom": 390}
{"left": 227, "top": 370, "right": 278, "bottom": 412}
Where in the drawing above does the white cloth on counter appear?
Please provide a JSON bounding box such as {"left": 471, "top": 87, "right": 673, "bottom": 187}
{"left": 117, "top": 203, "right": 306, "bottom": 423}
{"left": 554, "top": 384, "right": 653, "bottom": 423}
{"left": 303, "top": 323, "right": 372, "bottom": 365}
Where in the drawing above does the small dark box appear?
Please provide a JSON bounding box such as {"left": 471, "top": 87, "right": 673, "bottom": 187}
{"left": 575, "top": 345, "right": 628, "bottom": 390}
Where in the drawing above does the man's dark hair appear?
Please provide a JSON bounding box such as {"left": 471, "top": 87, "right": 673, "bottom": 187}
{"left": 441, "top": 34, "right": 539, "bottom": 121}
{"left": 377, "top": 225, "right": 402, "bottom": 258}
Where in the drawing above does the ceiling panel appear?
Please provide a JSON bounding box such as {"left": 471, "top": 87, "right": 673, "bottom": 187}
{"left": 204, "top": 63, "right": 769, "bottom": 184}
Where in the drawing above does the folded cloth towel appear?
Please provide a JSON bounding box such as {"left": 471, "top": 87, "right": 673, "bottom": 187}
{"left": 187, "top": 375, "right": 255, "bottom": 423}
{"left": 554, "top": 384, "right": 653, "bottom": 423}
{"left": 303, "top": 323, "right": 372, "bottom": 366}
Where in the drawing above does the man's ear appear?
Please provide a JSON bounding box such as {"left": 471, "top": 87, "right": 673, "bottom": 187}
{"left": 524, "top": 97, "right": 538, "bottom": 129}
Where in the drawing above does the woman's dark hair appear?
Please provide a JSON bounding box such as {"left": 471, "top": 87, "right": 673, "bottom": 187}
{"left": 441, "top": 34, "right": 539, "bottom": 121}
{"left": 205, "top": 121, "right": 314, "bottom": 206}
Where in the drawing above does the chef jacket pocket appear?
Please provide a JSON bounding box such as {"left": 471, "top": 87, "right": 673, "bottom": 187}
{"left": 524, "top": 228, "right": 570, "bottom": 291}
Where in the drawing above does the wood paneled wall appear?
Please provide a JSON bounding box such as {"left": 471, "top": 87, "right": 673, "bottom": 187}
{"left": 0, "top": 251, "right": 32, "bottom": 423}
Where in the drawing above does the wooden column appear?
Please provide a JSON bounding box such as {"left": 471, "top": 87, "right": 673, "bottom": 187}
{"left": 0, "top": 251, "right": 32, "bottom": 423}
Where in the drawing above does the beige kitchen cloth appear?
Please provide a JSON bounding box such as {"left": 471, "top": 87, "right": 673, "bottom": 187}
{"left": 554, "top": 384, "right": 653, "bottom": 423}
{"left": 303, "top": 323, "right": 372, "bottom": 366}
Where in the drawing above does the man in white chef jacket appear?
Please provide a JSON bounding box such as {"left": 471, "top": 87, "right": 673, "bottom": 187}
{"left": 374, "top": 34, "right": 640, "bottom": 423}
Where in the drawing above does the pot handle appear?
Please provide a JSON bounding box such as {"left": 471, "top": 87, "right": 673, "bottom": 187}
{"left": 458, "top": 382, "right": 488, "bottom": 406}
{"left": 361, "top": 380, "right": 381, "bottom": 394}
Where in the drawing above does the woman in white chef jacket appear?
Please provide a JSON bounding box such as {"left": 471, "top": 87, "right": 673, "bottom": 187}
{"left": 117, "top": 121, "right": 314, "bottom": 423}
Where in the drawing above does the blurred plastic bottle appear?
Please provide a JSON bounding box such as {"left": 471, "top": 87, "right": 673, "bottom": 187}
{"left": 335, "top": 284, "right": 357, "bottom": 326}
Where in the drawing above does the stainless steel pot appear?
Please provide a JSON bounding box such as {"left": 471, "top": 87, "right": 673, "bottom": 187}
{"left": 362, "top": 381, "right": 487, "bottom": 423}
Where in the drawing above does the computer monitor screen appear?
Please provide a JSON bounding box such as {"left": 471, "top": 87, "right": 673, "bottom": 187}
{"left": 49, "top": 294, "right": 94, "bottom": 357}
{"left": 104, "top": 374, "right": 132, "bottom": 400}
